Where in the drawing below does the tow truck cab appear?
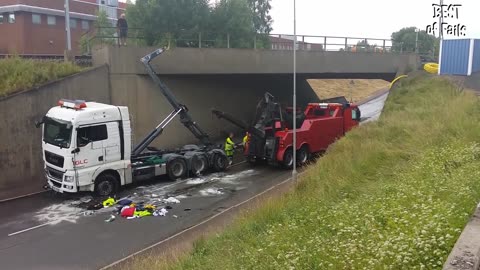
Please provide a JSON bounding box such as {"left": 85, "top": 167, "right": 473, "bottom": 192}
{"left": 41, "top": 99, "right": 132, "bottom": 194}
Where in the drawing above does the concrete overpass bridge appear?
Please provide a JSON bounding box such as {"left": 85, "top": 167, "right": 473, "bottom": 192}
{"left": 91, "top": 45, "right": 417, "bottom": 148}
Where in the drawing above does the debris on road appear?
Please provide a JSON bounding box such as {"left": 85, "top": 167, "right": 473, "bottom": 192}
{"left": 105, "top": 215, "right": 115, "bottom": 222}
{"left": 163, "top": 197, "right": 180, "bottom": 204}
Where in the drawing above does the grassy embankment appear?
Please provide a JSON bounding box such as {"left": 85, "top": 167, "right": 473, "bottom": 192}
{"left": 0, "top": 57, "right": 83, "bottom": 97}
{"left": 127, "top": 74, "right": 480, "bottom": 269}
{"left": 308, "top": 79, "right": 389, "bottom": 103}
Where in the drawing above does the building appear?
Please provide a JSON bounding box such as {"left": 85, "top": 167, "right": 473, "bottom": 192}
{"left": 269, "top": 36, "right": 324, "bottom": 51}
{"left": 0, "top": 0, "right": 126, "bottom": 55}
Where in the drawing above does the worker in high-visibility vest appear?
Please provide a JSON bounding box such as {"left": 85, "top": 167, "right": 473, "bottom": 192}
{"left": 242, "top": 132, "right": 250, "bottom": 155}
{"left": 225, "top": 132, "right": 235, "bottom": 165}
{"left": 242, "top": 132, "right": 249, "bottom": 148}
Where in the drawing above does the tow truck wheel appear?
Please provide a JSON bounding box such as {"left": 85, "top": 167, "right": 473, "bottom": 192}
{"left": 167, "top": 158, "right": 187, "bottom": 180}
{"left": 297, "top": 146, "right": 309, "bottom": 165}
{"left": 94, "top": 173, "right": 118, "bottom": 197}
{"left": 282, "top": 148, "right": 294, "bottom": 169}
{"left": 191, "top": 154, "right": 208, "bottom": 174}
{"left": 212, "top": 153, "right": 228, "bottom": 172}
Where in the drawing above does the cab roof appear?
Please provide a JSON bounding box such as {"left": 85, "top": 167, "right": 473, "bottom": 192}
{"left": 46, "top": 101, "right": 123, "bottom": 125}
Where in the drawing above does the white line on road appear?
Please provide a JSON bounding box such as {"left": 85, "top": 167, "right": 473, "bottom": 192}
{"left": 99, "top": 168, "right": 305, "bottom": 270}
{"left": 8, "top": 222, "right": 51, "bottom": 237}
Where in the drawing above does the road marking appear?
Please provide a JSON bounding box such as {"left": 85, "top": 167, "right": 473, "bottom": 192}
{"left": 99, "top": 169, "right": 306, "bottom": 270}
{"left": 0, "top": 190, "right": 48, "bottom": 204}
{"left": 8, "top": 222, "right": 51, "bottom": 237}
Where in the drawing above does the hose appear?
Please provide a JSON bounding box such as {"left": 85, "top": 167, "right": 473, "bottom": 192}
{"left": 390, "top": 75, "right": 408, "bottom": 89}
{"left": 424, "top": 63, "right": 439, "bottom": 74}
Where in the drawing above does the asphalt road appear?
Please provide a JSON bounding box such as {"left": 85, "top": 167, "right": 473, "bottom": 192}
{"left": 0, "top": 91, "right": 389, "bottom": 270}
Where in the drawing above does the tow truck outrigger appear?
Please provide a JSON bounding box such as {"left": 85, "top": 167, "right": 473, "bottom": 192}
{"left": 36, "top": 48, "right": 228, "bottom": 196}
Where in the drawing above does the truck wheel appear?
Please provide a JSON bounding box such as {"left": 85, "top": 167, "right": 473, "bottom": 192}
{"left": 167, "top": 158, "right": 187, "bottom": 180}
{"left": 94, "top": 173, "right": 118, "bottom": 197}
{"left": 191, "top": 154, "right": 208, "bottom": 174}
{"left": 297, "top": 146, "right": 309, "bottom": 165}
{"left": 282, "top": 148, "right": 294, "bottom": 169}
{"left": 212, "top": 153, "right": 228, "bottom": 172}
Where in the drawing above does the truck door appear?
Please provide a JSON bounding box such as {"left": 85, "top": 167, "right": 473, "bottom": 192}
{"left": 74, "top": 124, "right": 108, "bottom": 170}
{"left": 104, "top": 122, "right": 122, "bottom": 162}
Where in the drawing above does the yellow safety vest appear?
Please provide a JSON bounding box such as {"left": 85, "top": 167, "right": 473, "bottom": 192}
{"left": 225, "top": 137, "right": 234, "bottom": 151}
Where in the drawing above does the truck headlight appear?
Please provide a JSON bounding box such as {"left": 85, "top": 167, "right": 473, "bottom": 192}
{"left": 64, "top": 176, "right": 75, "bottom": 183}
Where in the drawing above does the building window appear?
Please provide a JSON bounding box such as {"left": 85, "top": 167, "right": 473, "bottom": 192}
{"left": 0, "top": 15, "right": 3, "bottom": 24}
{"left": 70, "top": 18, "right": 77, "bottom": 28}
{"left": 82, "top": 20, "right": 89, "bottom": 30}
{"left": 32, "top": 14, "right": 41, "bottom": 24}
{"left": 47, "top": 16, "right": 56, "bottom": 25}
{"left": 9, "top": 13, "right": 15, "bottom": 23}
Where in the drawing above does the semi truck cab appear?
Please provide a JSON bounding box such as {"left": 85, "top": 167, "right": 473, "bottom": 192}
{"left": 40, "top": 99, "right": 132, "bottom": 194}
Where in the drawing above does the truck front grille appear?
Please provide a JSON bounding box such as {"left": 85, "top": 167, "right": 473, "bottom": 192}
{"left": 46, "top": 166, "right": 64, "bottom": 182}
{"left": 45, "top": 151, "right": 64, "bottom": 168}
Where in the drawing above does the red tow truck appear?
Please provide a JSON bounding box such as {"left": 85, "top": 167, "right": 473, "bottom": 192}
{"left": 212, "top": 93, "right": 361, "bottom": 168}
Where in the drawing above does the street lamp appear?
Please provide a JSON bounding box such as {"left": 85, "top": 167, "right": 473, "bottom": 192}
{"left": 415, "top": 28, "right": 419, "bottom": 53}
{"left": 64, "top": 0, "right": 71, "bottom": 51}
{"left": 292, "top": 0, "right": 298, "bottom": 181}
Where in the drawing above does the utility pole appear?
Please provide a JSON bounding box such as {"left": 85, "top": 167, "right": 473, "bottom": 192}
{"left": 292, "top": 0, "right": 298, "bottom": 181}
{"left": 64, "top": 0, "right": 72, "bottom": 51}
{"left": 415, "top": 28, "right": 419, "bottom": 53}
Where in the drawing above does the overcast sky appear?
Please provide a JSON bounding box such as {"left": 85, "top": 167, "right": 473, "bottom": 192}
{"left": 122, "top": 0, "right": 479, "bottom": 44}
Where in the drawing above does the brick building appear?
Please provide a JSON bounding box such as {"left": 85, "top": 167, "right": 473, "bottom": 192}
{"left": 269, "top": 36, "right": 324, "bottom": 51}
{"left": 0, "top": 0, "right": 126, "bottom": 55}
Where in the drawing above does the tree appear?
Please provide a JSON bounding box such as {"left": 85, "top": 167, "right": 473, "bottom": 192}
{"left": 391, "top": 27, "right": 439, "bottom": 57}
{"left": 79, "top": 10, "right": 115, "bottom": 54}
{"left": 247, "top": 0, "right": 272, "bottom": 34}
{"left": 209, "top": 0, "right": 256, "bottom": 48}
{"left": 126, "top": 0, "right": 210, "bottom": 46}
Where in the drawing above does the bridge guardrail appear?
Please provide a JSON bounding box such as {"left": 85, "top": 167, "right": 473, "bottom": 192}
{"left": 81, "top": 27, "right": 437, "bottom": 57}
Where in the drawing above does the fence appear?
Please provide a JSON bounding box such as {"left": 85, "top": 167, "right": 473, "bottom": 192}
{"left": 0, "top": 54, "right": 92, "bottom": 67}
{"left": 82, "top": 27, "right": 436, "bottom": 56}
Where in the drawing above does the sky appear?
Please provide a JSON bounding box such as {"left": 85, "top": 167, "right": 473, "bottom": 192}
{"left": 121, "top": 0, "right": 480, "bottom": 45}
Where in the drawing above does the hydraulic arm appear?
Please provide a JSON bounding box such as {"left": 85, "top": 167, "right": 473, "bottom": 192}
{"left": 132, "top": 48, "right": 212, "bottom": 156}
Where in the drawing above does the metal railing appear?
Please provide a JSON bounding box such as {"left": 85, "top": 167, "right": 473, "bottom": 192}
{"left": 81, "top": 27, "right": 436, "bottom": 56}
{"left": 0, "top": 54, "right": 92, "bottom": 67}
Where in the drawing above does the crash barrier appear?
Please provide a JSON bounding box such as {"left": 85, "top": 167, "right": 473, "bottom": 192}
{"left": 390, "top": 75, "right": 408, "bottom": 89}
{"left": 424, "top": 63, "right": 439, "bottom": 74}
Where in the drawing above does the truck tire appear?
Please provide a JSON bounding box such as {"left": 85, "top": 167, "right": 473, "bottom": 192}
{"left": 297, "top": 146, "right": 309, "bottom": 166}
{"left": 167, "top": 158, "right": 187, "bottom": 180}
{"left": 191, "top": 154, "right": 208, "bottom": 175}
{"left": 282, "top": 148, "right": 294, "bottom": 169}
{"left": 94, "top": 173, "right": 118, "bottom": 197}
{"left": 212, "top": 153, "right": 228, "bottom": 172}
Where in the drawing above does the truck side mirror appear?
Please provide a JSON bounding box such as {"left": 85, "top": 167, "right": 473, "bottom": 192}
{"left": 71, "top": 148, "right": 80, "bottom": 154}
{"left": 35, "top": 120, "right": 43, "bottom": 128}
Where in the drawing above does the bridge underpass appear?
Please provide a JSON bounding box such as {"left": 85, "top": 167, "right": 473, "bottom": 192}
{"left": 92, "top": 46, "right": 417, "bottom": 149}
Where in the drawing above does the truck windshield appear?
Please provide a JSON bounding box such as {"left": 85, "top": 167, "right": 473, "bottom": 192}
{"left": 43, "top": 117, "right": 73, "bottom": 148}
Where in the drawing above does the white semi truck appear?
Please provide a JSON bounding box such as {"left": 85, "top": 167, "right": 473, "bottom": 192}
{"left": 36, "top": 48, "right": 228, "bottom": 196}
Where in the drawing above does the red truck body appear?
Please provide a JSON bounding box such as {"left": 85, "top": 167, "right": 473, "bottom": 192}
{"left": 243, "top": 102, "right": 360, "bottom": 168}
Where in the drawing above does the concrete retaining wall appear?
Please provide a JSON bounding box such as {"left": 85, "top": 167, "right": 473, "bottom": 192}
{"left": 0, "top": 65, "right": 111, "bottom": 199}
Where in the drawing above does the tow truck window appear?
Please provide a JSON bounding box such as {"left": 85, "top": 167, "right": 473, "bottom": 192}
{"left": 352, "top": 108, "right": 360, "bottom": 121}
{"left": 313, "top": 109, "right": 325, "bottom": 116}
{"left": 43, "top": 117, "right": 72, "bottom": 148}
{"left": 77, "top": 125, "right": 107, "bottom": 147}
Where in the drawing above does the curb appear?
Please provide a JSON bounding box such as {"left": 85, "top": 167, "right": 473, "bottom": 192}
{"left": 356, "top": 88, "right": 390, "bottom": 106}
{"left": 443, "top": 205, "right": 480, "bottom": 270}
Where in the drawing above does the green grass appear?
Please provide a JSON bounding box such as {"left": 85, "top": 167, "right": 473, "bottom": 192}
{"left": 0, "top": 57, "right": 83, "bottom": 97}
{"left": 126, "top": 75, "right": 480, "bottom": 269}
